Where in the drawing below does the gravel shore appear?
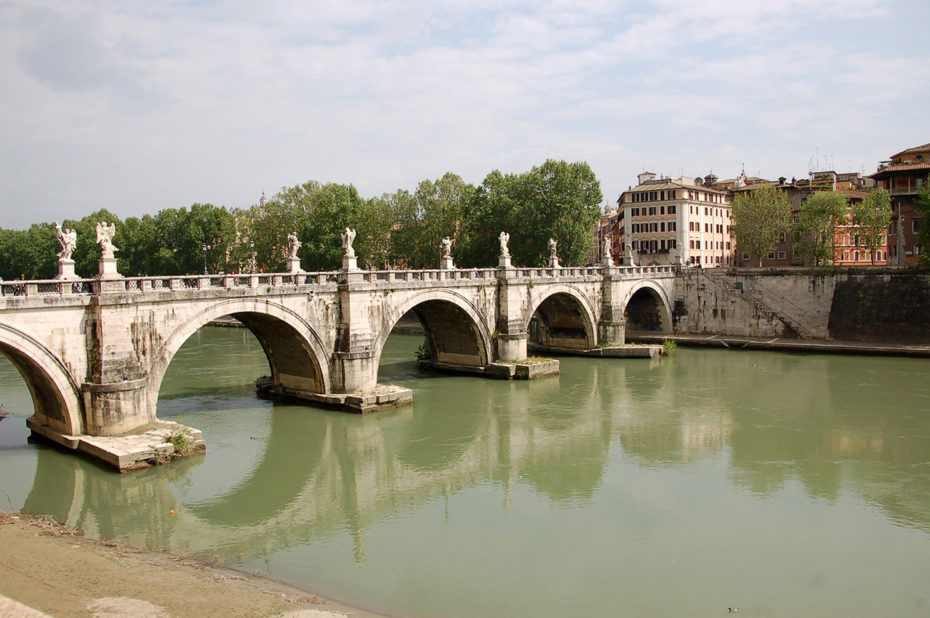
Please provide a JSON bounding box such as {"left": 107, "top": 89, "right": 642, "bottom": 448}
{"left": 0, "top": 511, "right": 383, "bottom": 618}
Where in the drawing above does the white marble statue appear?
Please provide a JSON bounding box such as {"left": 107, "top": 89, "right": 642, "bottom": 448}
{"left": 341, "top": 227, "right": 357, "bottom": 258}
{"left": 548, "top": 237, "right": 557, "bottom": 259}
{"left": 602, "top": 236, "right": 612, "bottom": 260}
{"left": 96, "top": 221, "right": 118, "bottom": 259}
{"left": 499, "top": 231, "right": 510, "bottom": 257}
{"left": 287, "top": 232, "right": 301, "bottom": 258}
{"left": 55, "top": 222, "right": 76, "bottom": 261}
{"left": 441, "top": 236, "right": 453, "bottom": 258}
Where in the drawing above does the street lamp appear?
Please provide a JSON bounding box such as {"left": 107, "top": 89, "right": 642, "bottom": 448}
{"left": 250, "top": 240, "right": 255, "bottom": 274}
{"left": 202, "top": 244, "right": 207, "bottom": 275}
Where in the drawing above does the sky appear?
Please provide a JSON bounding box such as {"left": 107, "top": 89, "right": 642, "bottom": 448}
{"left": 1, "top": 0, "right": 928, "bottom": 229}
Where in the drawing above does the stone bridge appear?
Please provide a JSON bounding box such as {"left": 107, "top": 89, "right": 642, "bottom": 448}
{"left": 0, "top": 263, "right": 676, "bottom": 468}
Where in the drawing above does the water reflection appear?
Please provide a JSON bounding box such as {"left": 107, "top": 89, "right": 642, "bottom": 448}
{"left": 3, "top": 330, "right": 930, "bottom": 616}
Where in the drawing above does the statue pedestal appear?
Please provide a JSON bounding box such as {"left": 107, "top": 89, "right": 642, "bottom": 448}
{"left": 440, "top": 256, "right": 455, "bottom": 270}
{"left": 56, "top": 259, "right": 77, "bottom": 280}
{"left": 343, "top": 255, "right": 358, "bottom": 271}
{"left": 621, "top": 254, "right": 633, "bottom": 266}
{"left": 98, "top": 257, "right": 121, "bottom": 279}
{"left": 548, "top": 256, "right": 560, "bottom": 269}
{"left": 499, "top": 255, "right": 512, "bottom": 269}
{"left": 286, "top": 257, "right": 302, "bottom": 274}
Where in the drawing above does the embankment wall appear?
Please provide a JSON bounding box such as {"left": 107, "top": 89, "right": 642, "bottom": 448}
{"left": 674, "top": 268, "right": 930, "bottom": 343}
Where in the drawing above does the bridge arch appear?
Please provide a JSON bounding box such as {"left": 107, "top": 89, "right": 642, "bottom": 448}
{"left": 526, "top": 285, "right": 598, "bottom": 352}
{"left": 622, "top": 280, "right": 673, "bottom": 333}
{"left": 0, "top": 323, "right": 84, "bottom": 436}
{"left": 375, "top": 290, "right": 494, "bottom": 370}
{"left": 148, "top": 299, "right": 333, "bottom": 417}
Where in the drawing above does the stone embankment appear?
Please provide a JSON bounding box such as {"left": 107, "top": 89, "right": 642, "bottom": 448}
{"left": 673, "top": 267, "right": 930, "bottom": 346}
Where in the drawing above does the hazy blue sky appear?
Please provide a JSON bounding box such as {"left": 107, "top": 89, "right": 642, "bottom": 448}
{"left": 2, "top": 0, "right": 928, "bottom": 229}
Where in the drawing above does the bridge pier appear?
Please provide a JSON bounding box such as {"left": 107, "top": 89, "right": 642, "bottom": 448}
{"left": 496, "top": 267, "right": 529, "bottom": 361}
{"left": 598, "top": 268, "right": 628, "bottom": 346}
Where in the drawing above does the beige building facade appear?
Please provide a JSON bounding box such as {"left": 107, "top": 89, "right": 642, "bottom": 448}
{"left": 617, "top": 172, "right": 733, "bottom": 267}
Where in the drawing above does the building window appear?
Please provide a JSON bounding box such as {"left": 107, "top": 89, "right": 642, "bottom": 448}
{"left": 660, "top": 206, "right": 665, "bottom": 215}
{"left": 661, "top": 239, "right": 667, "bottom": 250}
{"left": 767, "top": 252, "right": 775, "bottom": 259}
{"left": 649, "top": 206, "right": 657, "bottom": 215}
{"left": 668, "top": 205, "right": 676, "bottom": 214}
{"left": 632, "top": 241, "right": 638, "bottom": 250}
{"left": 660, "top": 222, "right": 666, "bottom": 232}
{"left": 914, "top": 220, "right": 922, "bottom": 234}
{"left": 669, "top": 239, "right": 677, "bottom": 249}
{"left": 669, "top": 222, "right": 676, "bottom": 232}
{"left": 778, "top": 251, "right": 786, "bottom": 260}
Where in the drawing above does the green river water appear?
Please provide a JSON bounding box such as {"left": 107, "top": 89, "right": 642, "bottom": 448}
{"left": 1, "top": 326, "right": 929, "bottom": 617}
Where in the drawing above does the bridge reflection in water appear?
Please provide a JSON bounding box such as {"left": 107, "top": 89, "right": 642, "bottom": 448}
{"left": 8, "top": 327, "right": 930, "bottom": 617}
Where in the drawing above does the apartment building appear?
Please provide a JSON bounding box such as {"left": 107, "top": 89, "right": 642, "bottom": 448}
{"left": 869, "top": 142, "right": 929, "bottom": 265}
{"left": 616, "top": 172, "right": 733, "bottom": 267}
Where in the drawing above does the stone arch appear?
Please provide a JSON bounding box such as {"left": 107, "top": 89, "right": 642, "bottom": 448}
{"left": 622, "top": 280, "right": 673, "bottom": 333}
{"left": 526, "top": 285, "right": 599, "bottom": 351}
{"left": 0, "top": 323, "right": 84, "bottom": 436}
{"left": 375, "top": 290, "right": 493, "bottom": 370}
{"left": 147, "top": 299, "right": 332, "bottom": 417}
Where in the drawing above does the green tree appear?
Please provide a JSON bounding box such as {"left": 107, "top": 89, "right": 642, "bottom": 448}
{"left": 459, "top": 170, "right": 523, "bottom": 267}
{"left": 732, "top": 185, "right": 792, "bottom": 267}
{"left": 519, "top": 160, "right": 602, "bottom": 267}
{"left": 798, "top": 191, "right": 847, "bottom": 266}
{"left": 392, "top": 173, "right": 474, "bottom": 268}
{"left": 459, "top": 160, "right": 602, "bottom": 268}
{"left": 916, "top": 174, "right": 930, "bottom": 268}
{"left": 851, "top": 188, "right": 892, "bottom": 266}
{"left": 0, "top": 225, "right": 57, "bottom": 280}
{"left": 297, "top": 183, "right": 366, "bottom": 271}
{"left": 356, "top": 194, "right": 400, "bottom": 269}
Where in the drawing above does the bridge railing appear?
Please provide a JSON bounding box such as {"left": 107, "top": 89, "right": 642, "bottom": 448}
{"left": 1, "top": 278, "right": 96, "bottom": 298}
{"left": 360, "top": 269, "right": 500, "bottom": 283}
{"left": 1, "top": 265, "right": 678, "bottom": 300}
{"left": 119, "top": 272, "right": 341, "bottom": 292}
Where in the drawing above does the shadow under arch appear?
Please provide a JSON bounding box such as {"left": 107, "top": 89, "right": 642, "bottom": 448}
{"left": 374, "top": 290, "right": 493, "bottom": 372}
{"left": 623, "top": 281, "right": 673, "bottom": 333}
{"left": 148, "top": 299, "right": 333, "bottom": 418}
{"left": 0, "top": 323, "right": 84, "bottom": 436}
{"left": 527, "top": 286, "right": 597, "bottom": 352}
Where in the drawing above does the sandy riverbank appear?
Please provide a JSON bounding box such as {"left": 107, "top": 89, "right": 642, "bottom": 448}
{"left": 0, "top": 511, "right": 384, "bottom": 618}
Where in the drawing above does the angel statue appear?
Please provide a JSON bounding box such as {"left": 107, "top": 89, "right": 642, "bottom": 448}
{"left": 287, "top": 232, "right": 301, "bottom": 258}
{"left": 548, "top": 237, "right": 557, "bottom": 259}
{"left": 441, "top": 236, "right": 453, "bottom": 258}
{"left": 341, "top": 227, "right": 357, "bottom": 258}
{"left": 498, "top": 231, "right": 510, "bottom": 257}
{"left": 55, "top": 222, "right": 77, "bottom": 261}
{"left": 96, "top": 221, "right": 118, "bottom": 259}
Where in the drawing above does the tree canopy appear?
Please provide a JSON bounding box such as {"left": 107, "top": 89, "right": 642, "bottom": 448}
{"left": 798, "top": 191, "right": 847, "bottom": 266}
{"left": 0, "top": 159, "right": 603, "bottom": 278}
{"left": 731, "top": 185, "right": 792, "bottom": 267}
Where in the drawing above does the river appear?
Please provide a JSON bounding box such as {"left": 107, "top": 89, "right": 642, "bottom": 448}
{"left": 1, "top": 326, "right": 929, "bottom": 617}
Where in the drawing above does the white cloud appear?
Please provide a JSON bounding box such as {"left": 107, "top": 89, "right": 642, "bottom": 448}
{"left": 0, "top": 0, "right": 926, "bottom": 227}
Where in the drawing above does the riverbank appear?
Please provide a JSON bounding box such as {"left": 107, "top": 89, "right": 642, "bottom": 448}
{"left": 0, "top": 511, "right": 382, "bottom": 618}
{"left": 628, "top": 332, "right": 930, "bottom": 358}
